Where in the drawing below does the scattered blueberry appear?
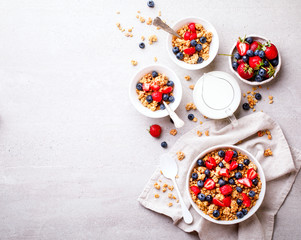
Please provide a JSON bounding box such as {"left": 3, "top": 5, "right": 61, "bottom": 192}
{"left": 228, "top": 178, "right": 235, "bottom": 185}
{"left": 237, "top": 199, "right": 243, "bottom": 206}
{"left": 258, "top": 68, "right": 267, "bottom": 77}
{"left": 233, "top": 150, "right": 238, "bottom": 158}
{"left": 234, "top": 53, "right": 241, "bottom": 59}
{"left": 162, "top": 93, "right": 169, "bottom": 101}
{"left": 197, "top": 180, "right": 204, "bottom": 188}
{"left": 206, "top": 195, "right": 213, "bottom": 202}
{"left": 242, "top": 103, "right": 250, "bottom": 110}
{"left": 246, "top": 37, "right": 253, "bottom": 44}
{"left": 146, "top": 95, "right": 153, "bottom": 103}
{"left": 139, "top": 42, "right": 145, "bottom": 49}
{"left": 147, "top": 0, "right": 155, "bottom": 8}
{"left": 254, "top": 49, "right": 260, "bottom": 56}
{"left": 237, "top": 211, "right": 244, "bottom": 219}
{"left": 200, "top": 37, "right": 207, "bottom": 43}
{"left": 198, "top": 193, "right": 206, "bottom": 201}
{"left": 255, "top": 93, "right": 262, "bottom": 100}
{"left": 218, "top": 150, "right": 225, "bottom": 158}
{"left": 197, "top": 57, "right": 204, "bottom": 63}
{"left": 255, "top": 74, "right": 263, "bottom": 82}
{"left": 258, "top": 50, "right": 265, "bottom": 58}
{"left": 172, "top": 47, "right": 180, "bottom": 54}
{"left": 232, "top": 62, "right": 239, "bottom": 70}
{"left": 218, "top": 179, "right": 226, "bottom": 187}
{"left": 213, "top": 210, "right": 220, "bottom": 218}
{"left": 252, "top": 178, "right": 259, "bottom": 186}
{"left": 242, "top": 55, "right": 249, "bottom": 63}
{"left": 188, "top": 113, "right": 194, "bottom": 120}
{"left": 197, "top": 159, "right": 204, "bottom": 166}
{"left": 152, "top": 71, "right": 158, "bottom": 78}
{"left": 218, "top": 162, "right": 224, "bottom": 168}
{"left": 242, "top": 208, "right": 248, "bottom": 215}
{"left": 235, "top": 172, "right": 242, "bottom": 179}
{"left": 271, "top": 58, "right": 279, "bottom": 67}
{"left": 160, "top": 104, "right": 165, "bottom": 110}
{"left": 195, "top": 44, "right": 203, "bottom": 51}
{"left": 243, "top": 159, "right": 250, "bottom": 165}
{"left": 249, "top": 190, "right": 256, "bottom": 197}
{"left": 238, "top": 163, "right": 244, "bottom": 170}
{"left": 236, "top": 186, "right": 242, "bottom": 193}
{"left": 161, "top": 141, "right": 167, "bottom": 148}
{"left": 263, "top": 59, "right": 269, "bottom": 67}
{"left": 176, "top": 52, "right": 184, "bottom": 60}
{"left": 190, "top": 40, "right": 197, "bottom": 47}
{"left": 246, "top": 50, "right": 254, "bottom": 57}
{"left": 205, "top": 169, "right": 210, "bottom": 176}
{"left": 136, "top": 83, "right": 143, "bottom": 91}
{"left": 168, "top": 96, "right": 175, "bottom": 102}
{"left": 192, "top": 172, "right": 198, "bottom": 180}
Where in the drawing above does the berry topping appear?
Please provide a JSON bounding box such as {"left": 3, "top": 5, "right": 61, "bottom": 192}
{"left": 161, "top": 141, "right": 167, "bottom": 148}
{"left": 190, "top": 39, "right": 197, "bottom": 47}
{"left": 242, "top": 193, "right": 251, "bottom": 207}
{"left": 243, "top": 159, "right": 250, "bottom": 165}
{"left": 223, "top": 196, "right": 231, "bottom": 207}
{"left": 197, "top": 57, "right": 204, "bottom": 63}
{"left": 190, "top": 186, "right": 200, "bottom": 196}
{"left": 150, "top": 82, "right": 160, "bottom": 91}
{"left": 136, "top": 83, "right": 143, "bottom": 91}
{"left": 184, "top": 32, "right": 191, "bottom": 40}
{"left": 218, "top": 162, "right": 224, "bottom": 168}
{"left": 236, "top": 186, "right": 242, "bottom": 193}
{"left": 249, "top": 190, "right": 256, "bottom": 197}
{"left": 233, "top": 150, "right": 238, "bottom": 158}
{"left": 197, "top": 180, "right": 204, "bottom": 188}
{"left": 238, "top": 163, "right": 244, "bottom": 170}
{"left": 151, "top": 92, "right": 162, "bottom": 102}
{"left": 235, "top": 172, "right": 242, "bottom": 179}
{"left": 252, "top": 178, "right": 259, "bottom": 186}
{"left": 205, "top": 195, "right": 213, "bottom": 202}
{"left": 213, "top": 198, "right": 225, "bottom": 207}
{"left": 224, "top": 151, "right": 234, "bottom": 162}
{"left": 238, "top": 178, "right": 252, "bottom": 188}
{"left": 167, "top": 80, "right": 174, "bottom": 86}
{"left": 218, "top": 179, "right": 226, "bottom": 187}
{"left": 237, "top": 199, "right": 243, "bottom": 206}
{"left": 191, "top": 172, "right": 198, "bottom": 180}
{"left": 195, "top": 44, "right": 203, "bottom": 51}
{"left": 204, "top": 169, "right": 210, "bottom": 176}
{"left": 229, "top": 161, "right": 238, "bottom": 171}
{"left": 242, "top": 208, "right": 248, "bottom": 215}
{"left": 220, "top": 185, "right": 233, "bottom": 196}
{"left": 237, "top": 211, "right": 244, "bottom": 219}
{"left": 176, "top": 52, "right": 184, "bottom": 60}
{"left": 162, "top": 93, "right": 169, "bottom": 101}
{"left": 198, "top": 193, "right": 206, "bottom": 201}
{"left": 200, "top": 37, "right": 207, "bottom": 43}
{"left": 219, "top": 168, "right": 230, "bottom": 178}
{"left": 184, "top": 47, "right": 196, "bottom": 55}
{"left": 168, "top": 96, "right": 175, "bottom": 102}
{"left": 172, "top": 47, "right": 179, "bottom": 54}
{"left": 213, "top": 210, "right": 220, "bottom": 217}
{"left": 161, "top": 86, "right": 173, "bottom": 94}
{"left": 204, "top": 178, "right": 215, "bottom": 190}
{"left": 247, "top": 168, "right": 258, "bottom": 180}
{"left": 149, "top": 124, "right": 161, "bottom": 138}
{"left": 152, "top": 71, "right": 158, "bottom": 78}
{"left": 188, "top": 23, "right": 196, "bottom": 32}
{"left": 218, "top": 150, "right": 225, "bottom": 157}
{"left": 189, "top": 33, "right": 197, "bottom": 40}
{"left": 197, "top": 159, "right": 204, "bottom": 166}
{"left": 146, "top": 95, "right": 153, "bottom": 103}
{"left": 142, "top": 83, "right": 151, "bottom": 92}
{"left": 228, "top": 178, "right": 235, "bottom": 185}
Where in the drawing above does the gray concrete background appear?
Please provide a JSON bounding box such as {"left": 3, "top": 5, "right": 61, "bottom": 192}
{"left": 0, "top": 0, "right": 300, "bottom": 239}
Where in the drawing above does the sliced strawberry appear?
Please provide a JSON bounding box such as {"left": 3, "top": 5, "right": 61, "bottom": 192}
{"left": 220, "top": 185, "right": 233, "bottom": 196}
{"left": 184, "top": 32, "right": 191, "bottom": 40}
{"left": 188, "top": 23, "right": 196, "bottom": 32}
{"left": 237, "top": 63, "right": 254, "bottom": 80}
{"left": 250, "top": 41, "right": 261, "bottom": 52}
{"left": 229, "top": 161, "right": 238, "bottom": 171}
{"left": 190, "top": 186, "right": 200, "bottom": 196}
{"left": 205, "top": 161, "right": 214, "bottom": 170}
{"left": 236, "top": 37, "right": 250, "bottom": 56}
{"left": 247, "top": 168, "right": 257, "bottom": 180}
{"left": 213, "top": 198, "right": 225, "bottom": 207}
{"left": 142, "top": 83, "right": 150, "bottom": 92}
{"left": 189, "top": 33, "right": 197, "bottom": 40}
{"left": 184, "top": 47, "right": 196, "bottom": 55}
{"left": 161, "top": 86, "right": 173, "bottom": 94}
{"left": 208, "top": 157, "right": 217, "bottom": 168}
{"left": 242, "top": 193, "right": 251, "bottom": 207}
{"left": 151, "top": 92, "right": 162, "bottom": 102}
{"left": 150, "top": 82, "right": 160, "bottom": 91}
{"left": 224, "top": 151, "right": 234, "bottom": 163}
{"left": 218, "top": 168, "right": 230, "bottom": 178}
{"left": 249, "top": 56, "right": 263, "bottom": 70}
{"left": 204, "top": 179, "right": 215, "bottom": 190}
{"left": 238, "top": 178, "right": 252, "bottom": 188}
{"left": 223, "top": 196, "right": 231, "bottom": 207}
{"left": 263, "top": 42, "right": 278, "bottom": 60}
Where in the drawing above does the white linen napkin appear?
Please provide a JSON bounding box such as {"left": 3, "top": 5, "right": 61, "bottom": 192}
{"left": 138, "top": 112, "right": 301, "bottom": 240}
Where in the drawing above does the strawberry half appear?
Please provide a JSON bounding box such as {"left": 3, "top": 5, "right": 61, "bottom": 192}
{"left": 208, "top": 157, "right": 217, "bottom": 168}
{"left": 238, "top": 178, "right": 252, "bottom": 188}
{"left": 247, "top": 168, "right": 257, "bottom": 180}
{"left": 229, "top": 161, "right": 238, "bottom": 171}
{"left": 150, "top": 82, "right": 160, "bottom": 91}
{"left": 204, "top": 178, "right": 215, "bottom": 190}
{"left": 152, "top": 92, "right": 162, "bottom": 102}
{"left": 213, "top": 198, "right": 225, "bottom": 207}
{"left": 190, "top": 33, "right": 197, "bottom": 40}
{"left": 188, "top": 23, "right": 196, "bottom": 32}
{"left": 242, "top": 193, "right": 251, "bottom": 207}
{"left": 184, "top": 32, "right": 191, "bottom": 40}
{"left": 250, "top": 41, "right": 261, "bottom": 52}
{"left": 184, "top": 47, "right": 196, "bottom": 55}
{"left": 220, "top": 185, "right": 233, "bottom": 196}
{"left": 236, "top": 37, "right": 250, "bottom": 56}
{"left": 190, "top": 186, "right": 200, "bottom": 196}
{"left": 249, "top": 56, "right": 263, "bottom": 70}
{"left": 161, "top": 86, "right": 173, "bottom": 94}
{"left": 219, "top": 168, "right": 230, "bottom": 178}
{"left": 237, "top": 63, "right": 254, "bottom": 80}
{"left": 142, "top": 83, "right": 150, "bottom": 92}
{"left": 224, "top": 151, "right": 234, "bottom": 163}
{"left": 223, "top": 196, "right": 231, "bottom": 207}
{"left": 205, "top": 161, "right": 214, "bottom": 170}
{"left": 263, "top": 42, "right": 278, "bottom": 60}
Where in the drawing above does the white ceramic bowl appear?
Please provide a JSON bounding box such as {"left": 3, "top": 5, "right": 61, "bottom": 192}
{"left": 166, "top": 17, "right": 219, "bottom": 70}
{"left": 129, "top": 64, "right": 182, "bottom": 118}
{"left": 229, "top": 34, "right": 281, "bottom": 85}
{"left": 186, "top": 144, "right": 266, "bottom": 225}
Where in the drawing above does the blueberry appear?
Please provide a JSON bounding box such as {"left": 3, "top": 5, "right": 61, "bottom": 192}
{"left": 197, "top": 159, "right": 204, "bottom": 166}
{"left": 255, "top": 74, "right": 263, "bottom": 82}
{"left": 200, "top": 37, "right": 207, "bottom": 43}
{"left": 236, "top": 186, "right": 242, "bottom": 193}
{"left": 234, "top": 53, "right": 241, "bottom": 59}
{"left": 205, "top": 169, "right": 210, "bottom": 176}
{"left": 243, "top": 159, "right": 250, "bottom": 166}
{"left": 246, "top": 50, "right": 254, "bottom": 57}
{"left": 160, "top": 104, "right": 165, "bottom": 110}
{"left": 147, "top": 0, "right": 155, "bottom": 8}
{"left": 255, "top": 93, "right": 262, "bottom": 100}
{"left": 237, "top": 199, "right": 243, "bottom": 206}
{"left": 192, "top": 173, "right": 198, "bottom": 180}
{"left": 232, "top": 62, "right": 239, "bottom": 70}
{"left": 242, "top": 103, "right": 250, "bottom": 110}
{"left": 258, "top": 68, "right": 267, "bottom": 77}
{"left": 237, "top": 211, "right": 244, "bottom": 219}
{"left": 258, "top": 50, "right": 265, "bottom": 58}
{"left": 188, "top": 114, "right": 194, "bottom": 120}
{"left": 233, "top": 150, "right": 238, "bottom": 158}
{"left": 204, "top": 176, "right": 208, "bottom": 182}
{"left": 195, "top": 44, "right": 203, "bottom": 51}
{"left": 242, "top": 55, "right": 249, "bottom": 63}
{"left": 218, "top": 162, "right": 224, "bottom": 168}
{"left": 249, "top": 190, "right": 256, "bottom": 197}
{"left": 238, "top": 164, "right": 244, "bottom": 170}
{"left": 252, "top": 178, "right": 259, "bottom": 186}
{"left": 197, "top": 180, "right": 204, "bottom": 188}
{"left": 167, "top": 80, "right": 174, "bottom": 87}
{"left": 146, "top": 95, "right": 153, "bottom": 103}
{"left": 136, "top": 83, "right": 143, "bottom": 91}
{"left": 172, "top": 47, "right": 180, "bottom": 54}
{"left": 162, "top": 93, "right": 169, "bottom": 101}
{"left": 197, "top": 57, "right": 204, "bottom": 63}
{"left": 271, "top": 58, "right": 279, "bottom": 67}
{"left": 242, "top": 208, "right": 248, "bottom": 215}
{"left": 213, "top": 210, "right": 220, "bottom": 218}
{"left": 168, "top": 96, "right": 175, "bottom": 102}
{"left": 218, "top": 179, "right": 226, "bottom": 187}
{"left": 228, "top": 178, "right": 235, "bottom": 185}
{"left": 254, "top": 50, "right": 260, "bottom": 56}
{"left": 218, "top": 150, "right": 225, "bottom": 158}
{"left": 205, "top": 195, "right": 213, "bottom": 202}
{"left": 190, "top": 40, "right": 197, "bottom": 47}
{"left": 246, "top": 37, "right": 253, "bottom": 44}
{"left": 198, "top": 193, "right": 206, "bottom": 201}
{"left": 235, "top": 172, "right": 242, "bottom": 179}
{"left": 176, "top": 52, "right": 184, "bottom": 60}
{"left": 263, "top": 59, "right": 269, "bottom": 67}
{"left": 139, "top": 42, "right": 145, "bottom": 49}
{"left": 161, "top": 141, "right": 167, "bottom": 148}
{"left": 152, "top": 71, "right": 158, "bottom": 78}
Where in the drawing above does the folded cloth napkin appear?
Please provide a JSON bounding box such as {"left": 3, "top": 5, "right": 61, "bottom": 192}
{"left": 138, "top": 112, "right": 301, "bottom": 240}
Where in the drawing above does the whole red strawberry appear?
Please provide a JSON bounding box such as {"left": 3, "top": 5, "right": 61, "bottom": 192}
{"left": 190, "top": 186, "right": 200, "bottom": 195}
{"left": 184, "top": 47, "right": 196, "bottom": 55}
{"left": 220, "top": 185, "right": 233, "bottom": 196}
{"left": 184, "top": 32, "right": 191, "bottom": 40}
{"left": 236, "top": 37, "right": 250, "bottom": 56}
{"left": 188, "top": 23, "right": 196, "bottom": 32}
{"left": 204, "top": 178, "right": 215, "bottom": 190}
{"left": 150, "top": 82, "right": 160, "bottom": 91}
{"left": 160, "top": 86, "right": 173, "bottom": 94}
{"left": 148, "top": 124, "right": 161, "bottom": 138}
{"left": 189, "top": 33, "right": 197, "bottom": 40}
{"left": 262, "top": 65, "right": 275, "bottom": 79}
{"left": 250, "top": 41, "right": 261, "bottom": 51}
{"left": 263, "top": 42, "right": 278, "bottom": 60}
{"left": 237, "top": 63, "right": 254, "bottom": 80}
{"left": 249, "top": 56, "right": 263, "bottom": 70}
{"left": 152, "top": 91, "right": 162, "bottom": 102}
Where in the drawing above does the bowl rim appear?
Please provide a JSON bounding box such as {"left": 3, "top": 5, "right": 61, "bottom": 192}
{"left": 228, "top": 34, "right": 281, "bottom": 86}
{"left": 128, "top": 64, "right": 182, "bottom": 118}
{"left": 186, "top": 144, "right": 266, "bottom": 225}
{"left": 166, "top": 16, "right": 219, "bottom": 70}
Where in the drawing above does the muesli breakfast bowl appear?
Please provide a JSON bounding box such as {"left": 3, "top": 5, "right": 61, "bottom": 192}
{"left": 129, "top": 64, "right": 182, "bottom": 118}
{"left": 186, "top": 145, "right": 266, "bottom": 225}
{"left": 166, "top": 17, "right": 219, "bottom": 70}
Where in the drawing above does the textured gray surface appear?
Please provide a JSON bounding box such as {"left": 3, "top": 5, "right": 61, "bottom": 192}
{"left": 0, "top": 0, "right": 300, "bottom": 239}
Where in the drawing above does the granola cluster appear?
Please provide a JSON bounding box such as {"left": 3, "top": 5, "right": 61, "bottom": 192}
{"left": 189, "top": 148, "right": 262, "bottom": 221}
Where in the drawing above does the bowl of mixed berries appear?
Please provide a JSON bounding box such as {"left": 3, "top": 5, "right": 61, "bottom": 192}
{"left": 229, "top": 35, "right": 281, "bottom": 85}
{"left": 186, "top": 145, "right": 266, "bottom": 224}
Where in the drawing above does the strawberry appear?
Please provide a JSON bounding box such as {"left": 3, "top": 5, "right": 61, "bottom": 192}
{"left": 224, "top": 151, "right": 234, "bottom": 163}
{"left": 213, "top": 198, "right": 225, "bottom": 207}
{"left": 242, "top": 193, "right": 251, "bottom": 207}
{"left": 189, "top": 33, "right": 197, "bottom": 40}
{"left": 142, "top": 83, "right": 150, "bottom": 92}
{"left": 249, "top": 56, "right": 263, "bottom": 70}
{"left": 190, "top": 186, "right": 200, "bottom": 196}
{"left": 262, "top": 65, "right": 275, "bottom": 79}
{"left": 219, "top": 168, "right": 230, "bottom": 178}
{"left": 205, "top": 161, "right": 214, "bottom": 170}
{"left": 237, "top": 59, "right": 244, "bottom": 65}
{"left": 238, "top": 178, "right": 252, "bottom": 188}
{"left": 204, "top": 178, "right": 215, "bottom": 190}
{"left": 236, "top": 37, "right": 250, "bottom": 56}
{"left": 148, "top": 124, "right": 161, "bottom": 138}
{"left": 161, "top": 86, "right": 173, "bottom": 94}
{"left": 229, "top": 161, "right": 238, "bottom": 171}
{"left": 220, "top": 185, "right": 233, "bottom": 196}
{"left": 223, "top": 196, "right": 231, "bottom": 207}
{"left": 152, "top": 92, "right": 162, "bottom": 102}
{"left": 250, "top": 41, "right": 261, "bottom": 52}
{"left": 150, "top": 82, "right": 160, "bottom": 91}
{"left": 247, "top": 168, "right": 257, "bottom": 180}
{"left": 237, "top": 63, "right": 254, "bottom": 80}
{"left": 184, "top": 32, "right": 191, "bottom": 40}
{"left": 188, "top": 23, "right": 196, "bottom": 32}
{"left": 263, "top": 42, "right": 278, "bottom": 60}
{"left": 208, "top": 157, "right": 217, "bottom": 168}
{"left": 184, "top": 47, "right": 196, "bottom": 55}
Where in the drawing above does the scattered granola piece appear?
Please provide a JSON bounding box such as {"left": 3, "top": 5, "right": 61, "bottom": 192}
{"left": 269, "top": 100, "right": 274, "bottom": 104}
{"left": 163, "top": 183, "right": 168, "bottom": 188}
{"left": 258, "top": 85, "right": 262, "bottom": 88}
{"left": 168, "top": 202, "right": 173, "bottom": 207}
{"left": 146, "top": 17, "right": 152, "bottom": 25}
{"left": 159, "top": 179, "right": 162, "bottom": 182}
{"left": 243, "top": 93, "right": 246, "bottom": 97}
{"left": 116, "top": 22, "right": 121, "bottom": 27}
{"left": 184, "top": 75, "right": 191, "bottom": 81}
{"left": 264, "top": 148, "right": 273, "bottom": 157}
{"left": 170, "top": 129, "right": 177, "bottom": 136}
{"left": 175, "top": 175, "right": 179, "bottom": 179}
{"left": 158, "top": 11, "right": 161, "bottom": 16}
{"left": 128, "top": 28, "right": 132, "bottom": 32}
{"left": 156, "top": 27, "right": 161, "bottom": 30}
{"left": 162, "top": 187, "right": 167, "bottom": 193}
{"left": 177, "top": 151, "right": 185, "bottom": 161}
{"left": 193, "top": 117, "right": 197, "bottom": 122}
{"left": 173, "top": 196, "right": 176, "bottom": 200}
{"left": 168, "top": 193, "right": 173, "bottom": 199}
{"left": 141, "top": 36, "right": 145, "bottom": 41}
{"left": 121, "top": 29, "right": 125, "bottom": 32}
{"left": 154, "top": 57, "right": 157, "bottom": 62}
{"left": 168, "top": 185, "right": 174, "bottom": 191}
{"left": 176, "top": 199, "right": 179, "bottom": 203}
{"left": 139, "top": 16, "right": 145, "bottom": 23}
{"left": 131, "top": 60, "right": 138, "bottom": 66}
{"left": 197, "top": 131, "right": 203, "bottom": 137}
{"left": 137, "top": 10, "right": 141, "bottom": 13}
{"left": 257, "top": 131, "right": 264, "bottom": 137}
{"left": 268, "top": 134, "right": 272, "bottom": 140}
{"left": 148, "top": 35, "right": 157, "bottom": 45}
{"left": 155, "top": 194, "right": 160, "bottom": 198}
{"left": 116, "top": 11, "right": 120, "bottom": 14}
{"left": 199, "top": 121, "right": 203, "bottom": 125}
{"left": 253, "top": 108, "right": 256, "bottom": 112}
{"left": 154, "top": 182, "right": 161, "bottom": 190}
{"left": 205, "top": 130, "right": 209, "bottom": 136}
{"left": 136, "top": 15, "right": 139, "bottom": 19}
{"left": 160, "top": 170, "right": 163, "bottom": 174}
{"left": 185, "top": 103, "right": 196, "bottom": 111}
{"left": 203, "top": 115, "right": 208, "bottom": 119}
{"left": 247, "top": 91, "right": 251, "bottom": 94}
{"left": 189, "top": 85, "right": 195, "bottom": 90}
{"left": 269, "top": 95, "right": 273, "bottom": 100}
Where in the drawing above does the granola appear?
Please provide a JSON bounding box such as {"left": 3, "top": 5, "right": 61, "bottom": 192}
{"left": 170, "top": 129, "right": 177, "bottom": 136}
{"left": 177, "top": 151, "right": 185, "bottom": 161}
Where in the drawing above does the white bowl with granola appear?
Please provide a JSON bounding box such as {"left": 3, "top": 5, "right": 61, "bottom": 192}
{"left": 186, "top": 145, "right": 266, "bottom": 225}
{"left": 129, "top": 64, "right": 182, "bottom": 118}
{"left": 167, "top": 17, "right": 219, "bottom": 70}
